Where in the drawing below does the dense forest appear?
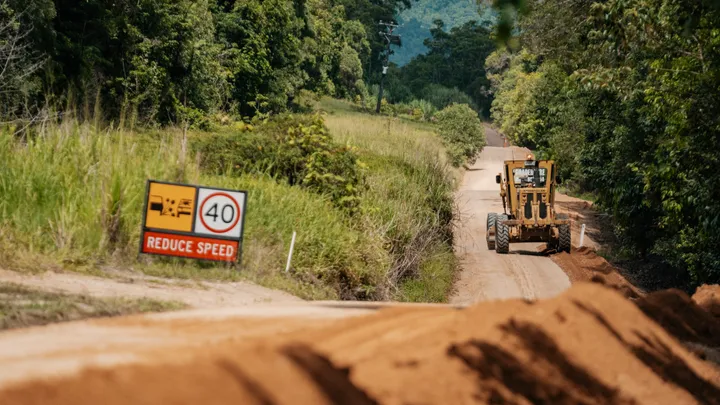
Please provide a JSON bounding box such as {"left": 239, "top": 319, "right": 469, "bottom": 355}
{"left": 0, "top": 0, "right": 414, "bottom": 125}
{"left": 489, "top": 0, "right": 720, "bottom": 286}
{"left": 393, "top": 0, "right": 495, "bottom": 66}
{"left": 384, "top": 19, "right": 496, "bottom": 116}
{"left": 0, "top": 0, "right": 497, "bottom": 125}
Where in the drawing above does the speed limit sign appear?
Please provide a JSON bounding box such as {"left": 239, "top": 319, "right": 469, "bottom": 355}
{"left": 194, "top": 188, "right": 246, "bottom": 239}
{"left": 140, "top": 180, "right": 247, "bottom": 263}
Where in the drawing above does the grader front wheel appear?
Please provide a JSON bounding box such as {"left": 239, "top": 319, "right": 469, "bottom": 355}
{"left": 486, "top": 213, "right": 497, "bottom": 250}
{"left": 495, "top": 214, "right": 510, "bottom": 254}
{"left": 558, "top": 224, "right": 571, "bottom": 253}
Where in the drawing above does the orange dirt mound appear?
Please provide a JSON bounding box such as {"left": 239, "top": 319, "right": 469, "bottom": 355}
{"left": 636, "top": 288, "right": 720, "bottom": 347}
{"left": 550, "top": 247, "right": 641, "bottom": 299}
{"left": 2, "top": 283, "right": 720, "bottom": 405}
{"left": 693, "top": 284, "right": 720, "bottom": 320}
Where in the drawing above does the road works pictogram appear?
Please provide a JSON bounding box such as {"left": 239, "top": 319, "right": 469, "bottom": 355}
{"left": 143, "top": 182, "right": 196, "bottom": 232}
{"left": 140, "top": 180, "right": 247, "bottom": 263}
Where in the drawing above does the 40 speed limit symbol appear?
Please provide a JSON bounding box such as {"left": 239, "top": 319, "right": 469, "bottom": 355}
{"left": 199, "top": 193, "right": 241, "bottom": 234}
{"left": 194, "top": 188, "right": 246, "bottom": 239}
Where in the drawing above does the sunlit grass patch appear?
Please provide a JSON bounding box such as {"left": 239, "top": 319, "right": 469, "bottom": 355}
{"left": 0, "top": 282, "right": 185, "bottom": 330}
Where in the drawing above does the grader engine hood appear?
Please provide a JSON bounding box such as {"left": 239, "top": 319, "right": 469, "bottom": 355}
{"left": 496, "top": 157, "right": 570, "bottom": 228}
{"left": 518, "top": 189, "right": 550, "bottom": 225}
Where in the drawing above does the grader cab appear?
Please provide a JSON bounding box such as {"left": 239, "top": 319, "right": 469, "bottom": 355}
{"left": 486, "top": 154, "right": 571, "bottom": 254}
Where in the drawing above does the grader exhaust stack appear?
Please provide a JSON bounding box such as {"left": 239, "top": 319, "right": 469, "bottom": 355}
{"left": 486, "top": 154, "right": 571, "bottom": 253}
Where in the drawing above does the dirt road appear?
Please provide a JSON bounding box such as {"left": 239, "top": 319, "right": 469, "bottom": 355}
{"left": 0, "top": 122, "right": 718, "bottom": 403}
{"left": 450, "top": 126, "right": 571, "bottom": 305}
{"left": 0, "top": 269, "right": 300, "bottom": 308}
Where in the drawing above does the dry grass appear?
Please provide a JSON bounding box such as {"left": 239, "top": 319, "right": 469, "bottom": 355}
{"left": 323, "top": 98, "right": 460, "bottom": 302}
{"left": 0, "top": 282, "right": 185, "bottom": 330}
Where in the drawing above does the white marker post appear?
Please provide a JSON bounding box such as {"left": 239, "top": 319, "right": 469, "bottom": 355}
{"left": 285, "top": 231, "right": 297, "bottom": 273}
{"left": 579, "top": 224, "right": 586, "bottom": 248}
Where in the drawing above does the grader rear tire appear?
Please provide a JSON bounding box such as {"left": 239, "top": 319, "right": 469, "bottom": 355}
{"left": 486, "top": 213, "right": 497, "bottom": 250}
{"left": 495, "top": 214, "right": 510, "bottom": 254}
{"left": 558, "top": 224, "right": 571, "bottom": 253}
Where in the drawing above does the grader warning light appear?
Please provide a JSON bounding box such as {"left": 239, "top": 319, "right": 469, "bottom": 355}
{"left": 486, "top": 159, "right": 571, "bottom": 254}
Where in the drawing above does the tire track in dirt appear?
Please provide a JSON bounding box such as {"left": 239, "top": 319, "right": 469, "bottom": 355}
{"left": 507, "top": 253, "right": 537, "bottom": 301}
{"left": 0, "top": 269, "right": 301, "bottom": 308}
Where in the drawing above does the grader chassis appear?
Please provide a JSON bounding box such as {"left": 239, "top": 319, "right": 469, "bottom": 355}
{"left": 486, "top": 154, "right": 571, "bottom": 254}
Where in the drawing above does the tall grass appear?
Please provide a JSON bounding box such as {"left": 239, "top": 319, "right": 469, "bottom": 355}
{"left": 0, "top": 99, "right": 460, "bottom": 302}
{"left": 0, "top": 122, "right": 190, "bottom": 262}
{"left": 0, "top": 120, "right": 389, "bottom": 300}
{"left": 323, "top": 99, "right": 460, "bottom": 302}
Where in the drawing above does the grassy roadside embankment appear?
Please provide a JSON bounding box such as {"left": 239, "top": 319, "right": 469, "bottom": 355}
{"left": 0, "top": 282, "right": 185, "bottom": 330}
{"left": 0, "top": 99, "right": 463, "bottom": 302}
{"left": 321, "top": 98, "right": 461, "bottom": 302}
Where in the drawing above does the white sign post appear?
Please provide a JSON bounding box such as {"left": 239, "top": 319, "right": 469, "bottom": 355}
{"left": 285, "top": 231, "right": 297, "bottom": 273}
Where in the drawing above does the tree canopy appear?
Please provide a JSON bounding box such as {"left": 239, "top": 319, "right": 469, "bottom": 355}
{"left": 389, "top": 19, "right": 496, "bottom": 114}
{"left": 394, "top": 0, "right": 496, "bottom": 66}
{"left": 490, "top": 0, "right": 720, "bottom": 286}
{"left": 1, "top": 0, "right": 413, "bottom": 123}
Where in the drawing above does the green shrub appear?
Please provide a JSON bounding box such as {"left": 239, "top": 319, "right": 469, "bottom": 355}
{"left": 292, "top": 89, "right": 321, "bottom": 113}
{"left": 408, "top": 99, "right": 437, "bottom": 121}
{"left": 422, "top": 84, "right": 477, "bottom": 111}
{"left": 435, "top": 103, "right": 486, "bottom": 167}
{"left": 193, "top": 114, "right": 365, "bottom": 213}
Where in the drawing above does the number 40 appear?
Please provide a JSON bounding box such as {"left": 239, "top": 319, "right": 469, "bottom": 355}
{"left": 205, "top": 203, "right": 235, "bottom": 224}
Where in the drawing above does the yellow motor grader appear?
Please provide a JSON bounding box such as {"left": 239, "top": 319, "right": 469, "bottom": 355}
{"left": 486, "top": 153, "right": 571, "bottom": 253}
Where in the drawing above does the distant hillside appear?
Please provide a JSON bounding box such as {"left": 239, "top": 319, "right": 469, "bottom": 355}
{"left": 393, "top": 0, "right": 496, "bottom": 66}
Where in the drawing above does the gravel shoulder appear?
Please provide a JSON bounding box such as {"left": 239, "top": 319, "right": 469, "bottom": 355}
{"left": 0, "top": 268, "right": 301, "bottom": 309}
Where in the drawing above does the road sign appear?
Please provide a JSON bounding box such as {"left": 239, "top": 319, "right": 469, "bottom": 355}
{"left": 144, "top": 182, "right": 196, "bottom": 232}
{"left": 194, "top": 188, "right": 245, "bottom": 238}
{"left": 142, "top": 231, "right": 239, "bottom": 262}
{"left": 140, "top": 180, "right": 247, "bottom": 263}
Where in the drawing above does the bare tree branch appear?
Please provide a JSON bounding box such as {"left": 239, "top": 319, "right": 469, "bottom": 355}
{"left": 0, "top": 1, "right": 46, "bottom": 123}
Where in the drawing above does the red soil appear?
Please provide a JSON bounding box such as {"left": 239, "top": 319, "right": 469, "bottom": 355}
{"left": 550, "top": 246, "right": 641, "bottom": 299}
{"left": 694, "top": 284, "right": 720, "bottom": 320}
{"left": 1, "top": 283, "right": 719, "bottom": 405}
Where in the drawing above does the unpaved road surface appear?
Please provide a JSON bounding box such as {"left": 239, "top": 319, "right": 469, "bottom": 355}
{"left": 0, "top": 269, "right": 300, "bottom": 308}
{"left": 2, "top": 283, "right": 720, "bottom": 405}
{"left": 0, "top": 123, "right": 718, "bottom": 404}
{"left": 450, "top": 127, "right": 571, "bottom": 305}
{"left": 0, "top": 300, "right": 449, "bottom": 390}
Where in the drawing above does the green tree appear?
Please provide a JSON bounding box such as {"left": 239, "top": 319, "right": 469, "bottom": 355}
{"left": 398, "top": 19, "right": 496, "bottom": 115}
{"left": 0, "top": 1, "right": 46, "bottom": 119}
{"left": 331, "top": 0, "right": 413, "bottom": 80}
{"left": 435, "top": 103, "right": 487, "bottom": 167}
{"left": 7, "top": 0, "right": 227, "bottom": 124}
{"left": 488, "top": 0, "right": 720, "bottom": 285}
{"left": 6, "top": 0, "right": 376, "bottom": 121}
{"left": 394, "top": 0, "right": 497, "bottom": 66}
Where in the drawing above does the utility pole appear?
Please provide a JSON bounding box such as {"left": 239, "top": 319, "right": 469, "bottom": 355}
{"left": 375, "top": 20, "right": 402, "bottom": 114}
